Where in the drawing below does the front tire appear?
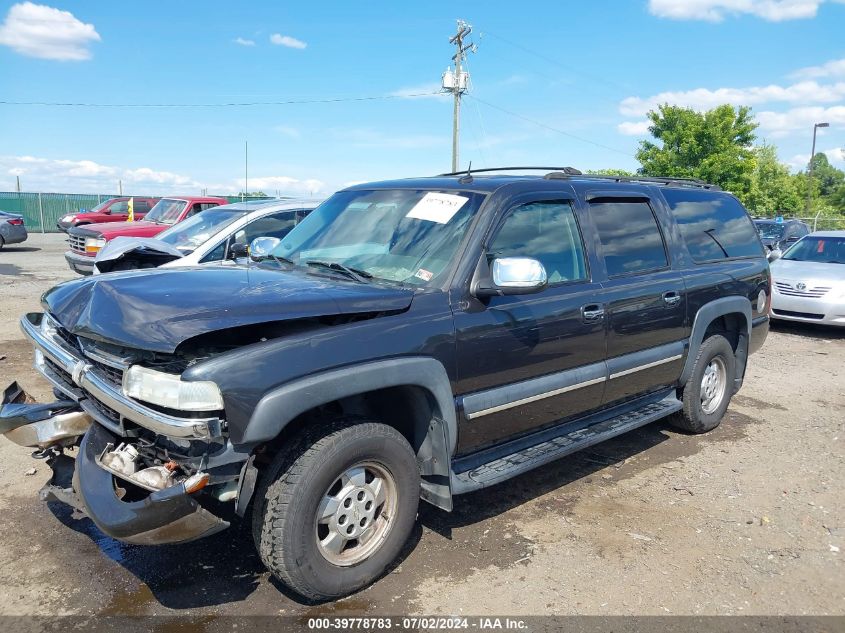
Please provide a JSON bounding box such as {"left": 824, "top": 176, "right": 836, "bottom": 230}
{"left": 670, "top": 334, "right": 736, "bottom": 434}
{"left": 252, "top": 418, "right": 420, "bottom": 601}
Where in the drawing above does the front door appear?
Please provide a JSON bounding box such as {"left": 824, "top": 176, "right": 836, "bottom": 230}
{"left": 452, "top": 196, "right": 607, "bottom": 456}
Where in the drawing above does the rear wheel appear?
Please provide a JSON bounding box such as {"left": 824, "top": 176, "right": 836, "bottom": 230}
{"left": 670, "top": 334, "right": 736, "bottom": 433}
{"left": 252, "top": 418, "right": 420, "bottom": 601}
{"left": 0, "top": 236, "right": 5, "bottom": 250}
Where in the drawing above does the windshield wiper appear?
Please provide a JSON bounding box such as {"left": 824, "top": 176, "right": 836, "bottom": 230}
{"left": 254, "top": 253, "right": 295, "bottom": 267}
{"left": 306, "top": 260, "right": 372, "bottom": 283}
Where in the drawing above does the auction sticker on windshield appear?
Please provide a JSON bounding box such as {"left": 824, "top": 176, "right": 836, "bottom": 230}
{"left": 405, "top": 192, "right": 468, "bottom": 224}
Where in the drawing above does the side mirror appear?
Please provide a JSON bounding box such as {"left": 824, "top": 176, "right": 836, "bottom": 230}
{"left": 767, "top": 249, "right": 782, "bottom": 263}
{"left": 475, "top": 257, "right": 548, "bottom": 297}
{"left": 248, "top": 236, "right": 281, "bottom": 260}
{"left": 229, "top": 242, "right": 249, "bottom": 259}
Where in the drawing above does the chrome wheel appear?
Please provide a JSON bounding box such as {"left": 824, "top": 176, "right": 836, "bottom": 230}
{"left": 315, "top": 462, "right": 397, "bottom": 566}
{"left": 700, "top": 356, "right": 727, "bottom": 415}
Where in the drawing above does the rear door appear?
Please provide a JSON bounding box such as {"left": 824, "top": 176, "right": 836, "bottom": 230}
{"left": 452, "top": 192, "right": 607, "bottom": 455}
{"left": 584, "top": 191, "right": 687, "bottom": 406}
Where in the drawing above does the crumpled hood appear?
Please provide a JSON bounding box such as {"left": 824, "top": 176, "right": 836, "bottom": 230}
{"left": 42, "top": 266, "right": 414, "bottom": 353}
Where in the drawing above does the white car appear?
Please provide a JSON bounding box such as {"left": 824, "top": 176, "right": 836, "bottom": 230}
{"left": 770, "top": 230, "right": 845, "bottom": 327}
{"left": 94, "top": 198, "right": 323, "bottom": 274}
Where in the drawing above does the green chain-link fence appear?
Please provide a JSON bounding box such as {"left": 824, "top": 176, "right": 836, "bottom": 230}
{"left": 0, "top": 192, "right": 271, "bottom": 233}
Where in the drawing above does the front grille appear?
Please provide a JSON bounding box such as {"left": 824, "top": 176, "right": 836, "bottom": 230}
{"left": 773, "top": 309, "right": 824, "bottom": 320}
{"left": 67, "top": 233, "right": 86, "bottom": 254}
{"left": 56, "top": 326, "right": 81, "bottom": 352}
{"left": 44, "top": 357, "right": 75, "bottom": 390}
{"left": 89, "top": 360, "right": 125, "bottom": 389}
{"left": 774, "top": 281, "right": 831, "bottom": 298}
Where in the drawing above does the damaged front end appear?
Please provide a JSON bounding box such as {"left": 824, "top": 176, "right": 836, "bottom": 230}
{"left": 1, "top": 381, "right": 230, "bottom": 545}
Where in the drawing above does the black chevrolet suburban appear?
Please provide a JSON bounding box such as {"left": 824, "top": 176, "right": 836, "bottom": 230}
{"left": 1, "top": 168, "right": 770, "bottom": 600}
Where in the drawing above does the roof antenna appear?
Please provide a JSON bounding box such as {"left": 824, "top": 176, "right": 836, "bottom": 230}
{"left": 459, "top": 161, "right": 473, "bottom": 184}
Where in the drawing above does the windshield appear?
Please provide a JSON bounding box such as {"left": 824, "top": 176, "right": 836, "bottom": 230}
{"left": 144, "top": 199, "right": 186, "bottom": 225}
{"left": 782, "top": 236, "right": 845, "bottom": 263}
{"left": 269, "top": 189, "right": 486, "bottom": 285}
{"left": 156, "top": 208, "right": 244, "bottom": 251}
{"left": 755, "top": 222, "right": 786, "bottom": 240}
{"left": 88, "top": 199, "right": 113, "bottom": 212}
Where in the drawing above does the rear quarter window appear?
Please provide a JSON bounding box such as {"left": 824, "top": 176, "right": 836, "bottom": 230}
{"left": 662, "top": 189, "right": 763, "bottom": 262}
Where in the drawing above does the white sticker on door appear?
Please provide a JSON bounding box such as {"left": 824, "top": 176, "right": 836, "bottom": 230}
{"left": 405, "top": 192, "right": 469, "bottom": 224}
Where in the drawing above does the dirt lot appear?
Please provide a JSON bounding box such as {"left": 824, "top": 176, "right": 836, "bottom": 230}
{"left": 0, "top": 234, "right": 843, "bottom": 618}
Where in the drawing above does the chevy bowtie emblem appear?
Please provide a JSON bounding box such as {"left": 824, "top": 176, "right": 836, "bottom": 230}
{"left": 71, "top": 361, "right": 91, "bottom": 385}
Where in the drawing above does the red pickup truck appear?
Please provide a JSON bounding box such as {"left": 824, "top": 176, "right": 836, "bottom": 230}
{"left": 64, "top": 196, "right": 227, "bottom": 275}
{"left": 57, "top": 197, "right": 161, "bottom": 232}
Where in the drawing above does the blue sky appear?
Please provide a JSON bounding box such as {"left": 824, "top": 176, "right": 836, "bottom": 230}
{"left": 0, "top": 0, "right": 843, "bottom": 196}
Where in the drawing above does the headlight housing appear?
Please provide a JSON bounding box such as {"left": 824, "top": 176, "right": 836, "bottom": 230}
{"left": 61, "top": 214, "right": 77, "bottom": 222}
{"left": 84, "top": 237, "right": 107, "bottom": 254}
{"left": 123, "top": 365, "right": 224, "bottom": 411}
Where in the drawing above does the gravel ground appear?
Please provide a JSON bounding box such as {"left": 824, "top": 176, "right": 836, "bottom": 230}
{"left": 0, "top": 234, "right": 843, "bottom": 618}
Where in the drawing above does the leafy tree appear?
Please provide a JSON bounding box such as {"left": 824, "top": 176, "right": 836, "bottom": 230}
{"left": 807, "top": 153, "right": 844, "bottom": 198}
{"left": 745, "top": 144, "right": 802, "bottom": 215}
{"left": 828, "top": 184, "right": 845, "bottom": 211}
{"left": 636, "top": 104, "right": 758, "bottom": 204}
{"left": 586, "top": 168, "right": 636, "bottom": 177}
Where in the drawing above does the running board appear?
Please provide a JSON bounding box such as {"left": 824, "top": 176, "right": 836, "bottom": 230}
{"left": 451, "top": 393, "right": 682, "bottom": 494}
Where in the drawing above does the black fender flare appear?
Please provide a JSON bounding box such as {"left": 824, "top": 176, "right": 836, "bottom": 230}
{"left": 680, "top": 296, "right": 752, "bottom": 391}
{"left": 239, "top": 356, "right": 457, "bottom": 510}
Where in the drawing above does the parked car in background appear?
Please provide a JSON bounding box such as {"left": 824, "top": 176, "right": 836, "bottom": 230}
{"left": 3, "top": 168, "right": 770, "bottom": 601}
{"left": 64, "top": 196, "right": 227, "bottom": 275}
{"left": 0, "top": 210, "right": 27, "bottom": 249}
{"left": 93, "top": 198, "right": 322, "bottom": 273}
{"left": 56, "top": 197, "right": 160, "bottom": 232}
{"left": 754, "top": 218, "right": 809, "bottom": 252}
{"left": 770, "top": 231, "right": 845, "bottom": 327}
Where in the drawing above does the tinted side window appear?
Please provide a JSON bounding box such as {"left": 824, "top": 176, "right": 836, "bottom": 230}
{"left": 662, "top": 189, "right": 763, "bottom": 262}
{"left": 489, "top": 201, "right": 587, "bottom": 284}
{"left": 590, "top": 199, "right": 668, "bottom": 277}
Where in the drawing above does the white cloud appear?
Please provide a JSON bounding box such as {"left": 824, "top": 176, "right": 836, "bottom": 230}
{"left": 0, "top": 2, "right": 100, "bottom": 61}
{"left": 233, "top": 37, "right": 255, "bottom": 47}
{"left": 620, "top": 81, "right": 845, "bottom": 117}
{"left": 389, "top": 83, "right": 448, "bottom": 100}
{"left": 239, "top": 175, "right": 324, "bottom": 195}
{"left": 757, "top": 105, "right": 845, "bottom": 136}
{"left": 823, "top": 147, "right": 845, "bottom": 165}
{"left": 647, "top": 0, "right": 834, "bottom": 22}
{"left": 617, "top": 120, "right": 652, "bottom": 136}
{"left": 791, "top": 57, "right": 845, "bottom": 78}
{"left": 270, "top": 33, "right": 306, "bottom": 49}
{"left": 0, "top": 154, "right": 334, "bottom": 197}
{"left": 0, "top": 155, "right": 203, "bottom": 194}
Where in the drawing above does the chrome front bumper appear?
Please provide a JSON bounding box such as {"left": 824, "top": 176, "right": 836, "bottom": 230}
{"left": 20, "top": 313, "right": 224, "bottom": 439}
{"left": 771, "top": 289, "right": 845, "bottom": 327}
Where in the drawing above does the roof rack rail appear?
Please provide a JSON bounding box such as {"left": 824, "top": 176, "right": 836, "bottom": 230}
{"left": 436, "top": 166, "right": 720, "bottom": 190}
{"left": 438, "top": 166, "right": 583, "bottom": 176}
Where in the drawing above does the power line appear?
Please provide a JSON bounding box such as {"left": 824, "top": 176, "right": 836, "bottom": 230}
{"left": 465, "top": 94, "right": 633, "bottom": 157}
{"left": 0, "top": 92, "right": 443, "bottom": 108}
{"left": 478, "top": 29, "right": 629, "bottom": 92}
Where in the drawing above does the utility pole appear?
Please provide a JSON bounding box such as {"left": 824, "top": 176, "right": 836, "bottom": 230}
{"left": 443, "top": 20, "right": 476, "bottom": 173}
{"left": 243, "top": 140, "right": 248, "bottom": 202}
{"left": 806, "top": 121, "right": 829, "bottom": 214}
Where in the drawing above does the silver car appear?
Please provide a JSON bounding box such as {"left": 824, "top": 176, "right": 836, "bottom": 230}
{"left": 0, "top": 210, "right": 28, "bottom": 249}
{"left": 770, "top": 230, "right": 845, "bottom": 327}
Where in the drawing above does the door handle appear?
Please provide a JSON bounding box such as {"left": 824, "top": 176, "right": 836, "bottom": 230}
{"left": 662, "top": 291, "right": 682, "bottom": 307}
{"left": 581, "top": 304, "right": 605, "bottom": 322}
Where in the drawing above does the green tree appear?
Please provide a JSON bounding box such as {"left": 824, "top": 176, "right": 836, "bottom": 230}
{"left": 586, "top": 168, "right": 636, "bottom": 177}
{"left": 808, "top": 153, "right": 845, "bottom": 198}
{"left": 636, "top": 104, "right": 758, "bottom": 204}
{"left": 745, "top": 144, "right": 802, "bottom": 215}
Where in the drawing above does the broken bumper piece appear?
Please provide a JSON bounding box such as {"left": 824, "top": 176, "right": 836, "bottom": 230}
{"left": 1, "top": 383, "right": 229, "bottom": 546}
{"left": 0, "top": 382, "right": 92, "bottom": 449}
{"left": 76, "top": 423, "right": 230, "bottom": 545}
